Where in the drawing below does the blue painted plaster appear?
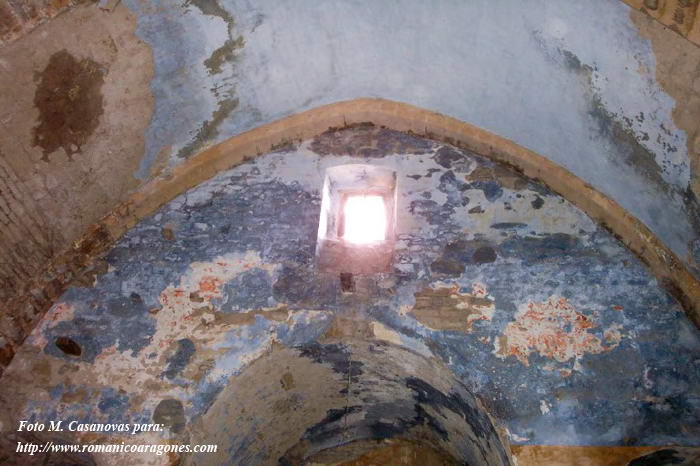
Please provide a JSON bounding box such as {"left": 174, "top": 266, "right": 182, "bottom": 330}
{"left": 121, "top": 0, "right": 700, "bottom": 279}
{"left": 9, "top": 128, "right": 700, "bottom": 448}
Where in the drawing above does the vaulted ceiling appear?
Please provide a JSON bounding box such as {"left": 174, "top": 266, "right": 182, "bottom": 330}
{"left": 1, "top": 1, "right": 700, "bottom": 465}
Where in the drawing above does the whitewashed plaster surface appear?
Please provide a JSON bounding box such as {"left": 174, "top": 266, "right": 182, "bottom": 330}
{"left": 125, "top": 0, "right": 697, "bottom": 267}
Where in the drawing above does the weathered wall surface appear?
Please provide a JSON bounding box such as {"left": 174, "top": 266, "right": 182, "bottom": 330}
{"left": 122, "top": 0, "right": 700, "bottom": 274}
{"left": 2, "top": 1, "right": 700, "bottom": 462}
{"left": 2, "top": 0, "right": 700, "bottom": 382}
{"left": 0, "top": 128, "right": 698, "bottom": 464}
{"left": 0, "top": 2, "right": 153, "bottom": 357}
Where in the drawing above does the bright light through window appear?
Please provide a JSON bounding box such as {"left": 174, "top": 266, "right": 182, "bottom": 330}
{"left": 343, "top": 195, "right": 387, "bottom": 244}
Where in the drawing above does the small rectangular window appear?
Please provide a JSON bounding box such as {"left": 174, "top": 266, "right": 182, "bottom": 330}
{"left": 341, "top": 195, "right": 387, "bottom": 244}
{"left": 315, "top": 164, "right": 397, "bottom": 274}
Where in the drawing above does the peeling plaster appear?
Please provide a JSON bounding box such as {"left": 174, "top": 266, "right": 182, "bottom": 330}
{"left": 120, "top": 0, "right": 700, "bottom": 275}
{"left": 411, "top": 283, "right": 495, "bottom": 333}
{"left": 1, "top": 128, "right": 699, "bottom": 453}
{"left": 494, "top": 296, "right": 622, "bottom": 369}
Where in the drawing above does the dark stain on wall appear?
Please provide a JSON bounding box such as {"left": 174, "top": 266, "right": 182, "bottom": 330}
{"left": 431, "top": 239, "right": 496, "bottom": 276}
{"left": 531, "top": 195, "right": 545, "bottom": 209}
{"left": 272, "top": 265, "right": 336, "bottom": 308}
{"left": 490, "top": 222, "right": 528, "bottom": 230}
{"left": 163, "top": 338, "right": 196, "bottom": 380}
{"left": 499, "top": 233, "right": 581, "bottom": 261}
{"left": 153, "top": 398, "right": 186, "bottom": 434}
{"left": 32, "top": 50, "right": 105, "bottom": 161}
{"left": 55, "top": 336, "right": 82, "bottom": 357}
{"left": 473, "top": 246, "right": 497, "bottom": 264}
{"left": 434, "top": 146, "right": 470, "bottom": 170}
{"left": 409, "top": 198, "right": 448, "bottom": 226}
{"left": 280, "top": 372, "right": 295, "bottom": 390}
{"left": 43, "top": 292, "right": 156, "bottom": 362}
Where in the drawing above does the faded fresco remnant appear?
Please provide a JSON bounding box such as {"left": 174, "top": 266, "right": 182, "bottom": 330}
{"left": 0, "top": 127, "right": 698, "bottom": 457}
{"left": 494, "top": 296, "right": 622, "bottom": 368}
{"left": 411, "top": 283, "right": 495, "bottom": 333}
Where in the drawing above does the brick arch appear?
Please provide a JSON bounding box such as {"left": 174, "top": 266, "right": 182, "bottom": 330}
{"left": 6, "top": 97, "right": 699, "bottom": 372}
